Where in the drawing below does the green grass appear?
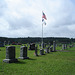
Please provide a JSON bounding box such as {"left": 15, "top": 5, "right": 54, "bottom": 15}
{"left": 0, "top": 45, "right": 75, "bottom": 75}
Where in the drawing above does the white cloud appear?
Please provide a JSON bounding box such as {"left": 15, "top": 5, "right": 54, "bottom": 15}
{"left": 0, "top": 0, "right": 75, "bottom": 38}
{"left": 0, "top": 18, "right": 9, "bottom": 30}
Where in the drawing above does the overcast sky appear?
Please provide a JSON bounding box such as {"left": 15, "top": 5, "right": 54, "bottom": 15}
{"left": 0, "top": 0, "right": 75, "bottom": 38}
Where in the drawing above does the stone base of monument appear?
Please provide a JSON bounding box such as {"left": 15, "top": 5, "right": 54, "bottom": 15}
{"left": 18, "top": 57, "right": 29, "bottom": 59}
{"left": 3, "top": 59, "right": 18, "bottom": 63}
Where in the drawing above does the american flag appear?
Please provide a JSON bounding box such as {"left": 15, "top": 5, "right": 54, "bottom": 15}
{"left": 42, "top": 11, "right": 47, "bottom": 20}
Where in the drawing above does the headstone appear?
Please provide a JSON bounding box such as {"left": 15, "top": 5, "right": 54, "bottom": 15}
{"left": 45, "top": 47, "right": 49, "bottom": 53}
{"left": 49, "top": 43, "right": 51, "bottom": 46}
{"left": 62, "top": 44, "right": 65, "bottom": 50}
{"left": 39, "top": 44, "right": 41, "bottom": 47}
{"left": 8, "top": 41, "right": 10, "bottom": 45}
{"left": 19, "top": 46, "right": 29, "bottom": 59}
{"left": 34, "top": 47, "right": 38, "bottom": 56}
{"left": 50, "top": 47, "right": 53, "bottom": 52}
{"left": 3, "top": 46, "right": 18, "bottom": 63}
{"left": 40, "top": 49, "right": 45, "bottom": 55}
{"left": 44, "top": 43, "right": 46, "bottom": 48}
{"left": 65, "top": 44, "right": 67, "bottom": 49}
{"left": 56, "top": 44, "right": 57, "bottom": 47}
{"left": 4, "top": 41, "right": 6, "bottom": 46}
{"left": 53, "top": 41, "right": 56, "bottom": 52}
{"left": 69, "top": 45, "right": 72, "bottom": 48}
{"left": 72, "top": 44, "right": 74, "bottom": 47}
{"left": 29, "top": 43, "right": 35, "bottom": 50}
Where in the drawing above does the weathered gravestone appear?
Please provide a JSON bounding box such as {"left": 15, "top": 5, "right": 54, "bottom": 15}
{"left": 3, "top": 46, "right": 18, "bottom": 63}
{"left": 56, "top": 44, "right": 57, "bottom": 47}
{"left": 69, "top": 45, "right": 72, "bottom": 48}
{"left": 53, "top": 41, "right": 56, "bottom": 52}
{"left": 29, "top": 43, "right": 35, "bottom": 50}
{"left": 72, "top": 44, "right": 74, "bottom": 47}
{"left": 39, "top": 44, "right": 41, "bottom": 47}
{"left": 45, "top": 47, "right": 49, "bottom": 53}
{"left": 65, "top": 44, "right": 67, "bottom": 49}
{"left": 49, "top": 43, "right": 51, "bottom": 46}
{"left": 4, "top": 41, "right": 6, "bottom": 46}
{"left": 8, "top": 41, "right": 10, "bottom": 45}
{"left": 40, "top": 49, "right": 45, "bottom": 55}
{"left": 62, "top": 44, "right": 65, "bottom": 50}
{"left": 44, "top": 43, "right": 47, "bottom": 48}
{"left": 34, "top": 47, "right": 38, "bottom": 56}
{"left": 19, "top": 46, "right": 29, "bottom": 59}
{"left": 50, "top": 46, "right": 53, "bottom": 52}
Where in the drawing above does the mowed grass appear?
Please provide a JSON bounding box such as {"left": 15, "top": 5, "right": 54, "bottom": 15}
{"left": 0, "top": 45, "right": 75, "bottom": 75}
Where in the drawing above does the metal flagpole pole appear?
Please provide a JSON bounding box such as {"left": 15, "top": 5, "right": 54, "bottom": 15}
{"left": 41, "top": 11, "right": 47, "bottom": 50}
{"left": 42, "top": 23, "right": 43, "bottom": 49}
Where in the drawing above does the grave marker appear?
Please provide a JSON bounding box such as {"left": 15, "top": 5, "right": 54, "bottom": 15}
{"left": 50, "top": 47, "right": 53, "bottom": 52}
{"left": 34, "top": 47, "right": 38, "bottom": 56}
{"left": 53, "top": 41, "right": 56, "bottom": 52}
{"left": 45, "top": 47, "right": 49, "bottom": 53}
{"left": 29, "top": 43, "right": 35, "bottom": 50}
{"left": 62, "top": 44, "right": 65, "bottom": 50}
{"left": 3, "top": 46, "right": 18, "bottom": 63}
{"left": 40, "top": 49, "right": 45, "bottom": 55}
{"left": 19, "top": 46, "right": 29, "bottom": 59}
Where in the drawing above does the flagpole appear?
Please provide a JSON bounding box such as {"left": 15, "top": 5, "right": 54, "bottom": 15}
{"left": 41, "top": 11, "right": 47, "bottom": 49}
{"left": 42, "top": 23, "right": 43, "bottom": 49}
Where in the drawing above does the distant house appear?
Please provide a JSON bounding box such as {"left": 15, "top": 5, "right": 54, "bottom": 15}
{"left": 12, "top": 42, "right": 22, "bottom": 45}
{"left": 17, "top": 42, "right": 22, "bottom": 45}
{"left": 12, "top": 42, "right": 16, "bottom": 45}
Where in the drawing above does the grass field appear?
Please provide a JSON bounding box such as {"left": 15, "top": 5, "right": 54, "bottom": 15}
{"left": 0, "top": 44, "right": 75, "bottom": 75}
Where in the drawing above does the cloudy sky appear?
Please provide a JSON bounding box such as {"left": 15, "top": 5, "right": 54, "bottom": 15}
{"left": 0, "top": 0, "right": 75, "bottom": 38}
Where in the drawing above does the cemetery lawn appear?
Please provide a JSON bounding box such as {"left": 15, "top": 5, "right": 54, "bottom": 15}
{"left": 0, "top": 45, "right": 75, "bottom": 75}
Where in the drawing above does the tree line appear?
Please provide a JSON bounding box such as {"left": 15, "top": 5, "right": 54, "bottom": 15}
{"left": 0, "top": 37, "right": 75, "bottom": 44}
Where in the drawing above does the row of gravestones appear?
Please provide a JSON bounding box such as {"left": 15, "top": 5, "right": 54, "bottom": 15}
{"left": 3, "top": 41, "right": 74, "bottom": 63}
{"left": 62, "top": 44, "right": 67, "bottom": 50}
{"left": 2, "top": 46, "right": 45, "bottom": 63}
{"left": 3, "top": 46, "right": 29, "bottom": 63}
{"left": 0, "top": 41, "right": 21, "bottom": 47}
{"left": 61, "top": 44, "right": 74, "bottom": 50}
{"left": 3, "top": 41, "right": 56, "bottom": 63}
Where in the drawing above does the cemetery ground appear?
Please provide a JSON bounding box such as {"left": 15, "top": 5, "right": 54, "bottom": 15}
{"left": 0, "top": 44, "right": 75, "bottom": 75}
